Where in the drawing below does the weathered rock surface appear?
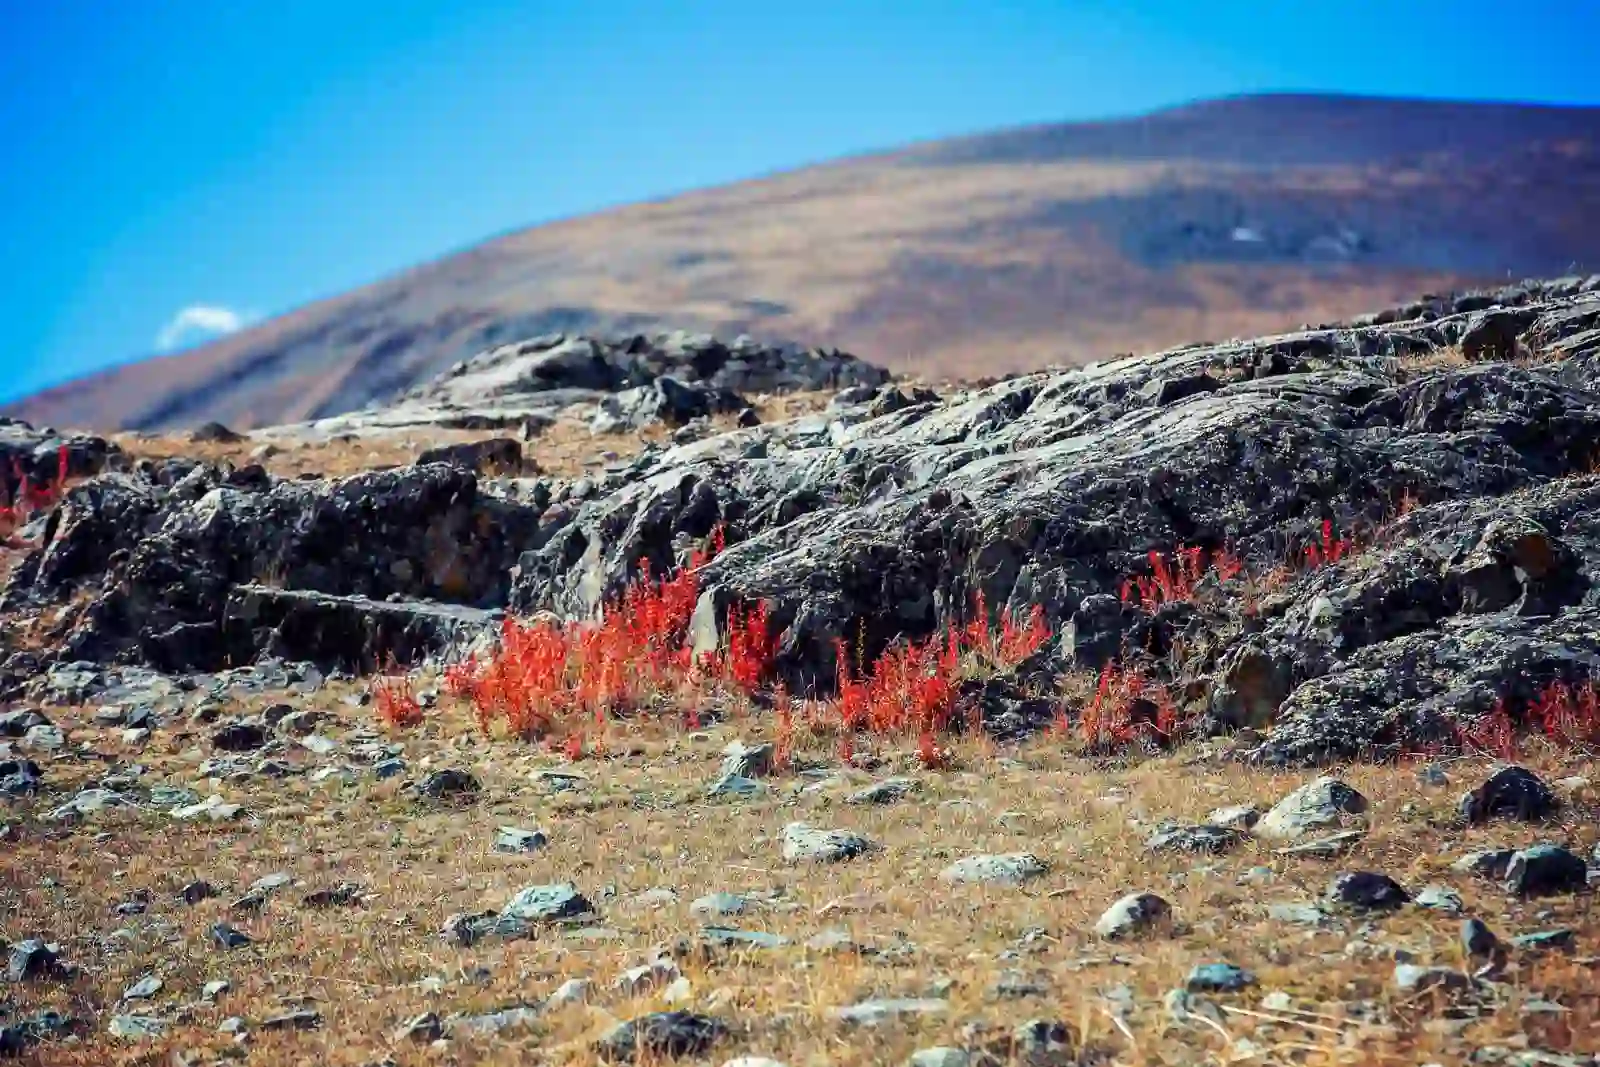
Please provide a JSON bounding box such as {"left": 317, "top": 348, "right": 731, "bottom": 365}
{"left": 10, "top": 284, "right": 1600, "bottom": 762}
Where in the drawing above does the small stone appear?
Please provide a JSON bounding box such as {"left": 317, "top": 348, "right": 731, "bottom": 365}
{"left": 1461, "top": 765, "right": 1558, "bottom": 824}
{"left": 395, "top": 1012, "right": 443, "bottom": 1042}
{"left": 107, "top": 1015, "right": 165, "bottom": 1039}
{"left": 418, "top": 767, "right": 480, "bottom": 798}
{"left": 48, "top": 788, "right": 134, "bottom": 821}
{"left": 1512, "top": 928, "right": 1576, "bottom": 953}
{"left": 1253, "top": 777, "right": 1368, "bottom": 841}
{"left": 1205, "top": 804, "right": 1261, "bottom": 830}
{"left": 211, "top": 923, "right": 251, "bottom": 950}
{"left": 847, "top": 778, "right": 919, "bottom": 805}
{"left": 1267, "top": 903, "right": 1330, "bottom": 926}
{"left": 501, "top": 882, "right": 595, "bottom": 922}
{"left": 443, "top": 1003, "right": 543, "bottom": 1037}
{"left": 1185, "top": 963, "right": 1256, "bottom": 993}
{"left": 781, "top": 822, "right": 878, "bottom": 863}
{"left": 700, "top": 927, "right": 789, "bottom": 950}
{"left": 494, "top": 826, "right": 549, "bottom": 853}
{"left": 121, "top": 975, "right": 162, "bottom": 1000}
{"left": 211, "top": 721, "right": 266, "bottom": 752}
{"left": 547, "top": 977, "right": 593, "bottom": 1007}
{"left": 691, "top": 892, "right": 750, "bottom": 917}
{"left": 217, "top": 1016, "right": 247, "bottom": 1034}
{"left": 1413, "top": 886, "right": 1465, "bottom": 914}
{"left": 1146, "top": 825, "right": 1245, "bottom": 854}
{"left": 1326, "top": 871, "right": 1410, "bottom": 911}
{"left": 179, "top": 881, "right": 215, "bottom": 905}
{"left": 6, "top": 940, "right": 63, "bottom": 982}
{"left": 301, "top": 883, "right": 362, "bottom": 908}
{"left": 1416, "top": 763, "right": 1450, "bottom": 787}
{"left": 1461, "top": 919, "right": 1500, "bottom": 957}
{"left": 718, "top": 741, "right": 774, "bottom": 779}
{"left": 202, "top": 980, "right": 230, "bottom": 1000}
{"left": 171, "top": 794, "right": 245, "bottom": 822}
{"left": 260, "top": 1009, "right": 322, "bottom": 1032}
{"left": 832, "top": 998, "right": 948, "bottom": 1026}
{"left": 706, "top": 774, "right": 766, "bottom": 800}
{"left": 1094, "top": 892, "right": 1172, "bottom": 940}
{"left": 1505, "top": 844, "right": 1588, "bottom": 897}
{"left": 0, "top": 709, "right": 50, "bottom": 737}
{"left": 597, "top": 1010, "right": 728, "bottom": 1060}
{"left": 21, "top": 724, "right": 66, "bottom": 752}
{"left": 908, "top": 1048, "right": 971, "bottom": 1067}
{"left": 1394, "top": 964, "right": 1472, "bottom": 993}
{"left": 939, "top": 853, "right": 1048, "bottom": 886}
{"left": 1452, "top": 849, "right": 1516, "bottom": 880}
{"left": 373, "top": 758, "right": 407, "bottom": 779}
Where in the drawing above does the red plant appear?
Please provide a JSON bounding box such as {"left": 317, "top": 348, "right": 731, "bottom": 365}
{"left": 1, "top": 445, "right": 71, "bottom": 544}
{"left": 1302, "top": 519, "right": 1355, "bottom": 569}
{"left": 1074, "top": 662, "right": 1183, "bottom": 750}
{"left": 1119, "top": 545, "right": 1245, "bottom": 612}
{"left": 372, "top": 672, "right": 424, "bottom": 728}
{"left": 1456, "top": 698, "right": 1518, "bottom": 761}
{"left": 1529, "top": 679, "right": 1600, "bottom": 748}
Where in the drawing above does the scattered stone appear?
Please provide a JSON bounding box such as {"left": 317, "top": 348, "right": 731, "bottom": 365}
{"left": 1394, "top": 964, "right": 1473, "bottom": 994}
{"left": 260, "top": 1009, "right": 322, "bottom": 1032}
{"left": 546, "top": 977, "right": 593, "bottom": 1007}
{"left": 781, "top": 822, "right": 877, "bottom": 863}
{"left": 0, "top": 758, "right": 42, "bottom": 799}
{"left": 1512, "top": 928, "right": 1576, "bottom": 953}
{"left": 718, "top": 741, "right": 774, "bottom": 779}
{"left": 908, "top": 1049, "right": 971, "bottom": 1067}
{"left": 1185, "top": 963, "right": 1256, "bottom": 993}
{"left": 494, "top": 826, "right": 549, "bottom": 853}
{"left": 1462, "top": 766, "right": 1558, "bottom": 824}
{"left": 1326, "top": 871, "right": 1411, "bottom": 911}
{"left": 1505, "top": 845, "right": 1589, "bottom": 897}
{"left": 1146, "top": 825, "right": 1246, "bottom": 854}
{"left": 700, "top": 927, "right": 789, "bottom": 950}
{"left": 210, "top": 923, "right": 251, "bottom": 950}
{"left": 832, "top": 998, "right": 948, "bottom": 1026}
{"left": 1453, "top": 849, "right": 1517, "bottom": 880}
{"left": 20, "top": 724, "right": 65, "bottom": 752}
{"left": 6, "top": 940, "right": 63, "bottom": 982}
{"left": 107, "top": 1015, "right": 165, "bottom": 1040}
{"left": 1204, "top": 804, "right": 1261, "bottom": 830}
{"left": 1413, "top": 886, "right": 1465, "bottom": 914}
{"left": 1267, "top": 903, "right": 1330, "bottom": 926}
{"left": 1416, "top": 763, "right": 1451, "bottom": 787}
{"left": 443, "top": 1004, "right": 543, "bottom": 1037}
{"left": 202, "top": 980, "right": 230, "bottom": 1000}
{"left": 1094, "top": 892, "right": 1172, "bottom": 940}
{"left": 395, "top": 1012, "right": 443, "bottom": 1043}
{"left": 301, "top": 883, "right": 362, "bottom": 908}
{"left": 171, "top": 794, "right": 245, "bottom": 822}
{"left": 501, "top": 882, "right": 595, "bottom": 922}
{"left": 1462, "top": 919, "right": 1501, "bottom": 957}
{"left": 1253, "top": 778, "right": 1368, "bottom": 841}
{"left": 179, "top": 881, "right": 216, "bottom": 905}
{"left": 373, "top": 757, "right": 407, "bottom": 779}
{"left": 706, "top": 774, "right": 766, "bottom": 800}
{"left": 211, "top": 721, "right": 267, "bottom": 752}
{"left": 847, "top": 778, "right": 919, "bottom": 805}
{"left": 121, "top": 975, "right": 162, "bottom": 1000}
{"left": 691, "top": 892, "right": 751, "bottom": 918}
{"left": 0, "top": 710, "right": 49, "bottom": 737}
{"left": 418, "top": 767, "right": 481, "bottom": 799}
{"left": 47, "top": 787, "right": 134, "bottom": 821}
{"left": 597, "top": 1011, "right": 728, "bottom": 1060}
{"left": 939, "top": 853, "right": 1048, "bottom": 886}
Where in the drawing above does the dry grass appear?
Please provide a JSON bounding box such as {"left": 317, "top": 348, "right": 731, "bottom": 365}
{"left": 5, "top": 683, "right": 1599, "bottom": 1065}
{"left": 111, "top": 391, "right": 840, "bottom": 484}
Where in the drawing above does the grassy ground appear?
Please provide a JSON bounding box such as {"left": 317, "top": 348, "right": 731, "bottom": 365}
{"left": 5, "top": 683, "right": 1599, "bottom": 1065}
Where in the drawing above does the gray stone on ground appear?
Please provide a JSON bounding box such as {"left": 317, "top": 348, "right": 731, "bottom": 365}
{"left": 1504, "top": 845, "right": 1589, "bottom": 897}
{"left": 596, "top": 1010, "right": 729, "bottom": 1060}
{"left": 494, "top": 826, "right": 549, "bottom": 853}
{"left": 502, "top": 882, "right": 595, "bottom": 922}
{"left": 1146, "top": 825, "right": 1245, "bottom": 854}
{"left": 832, "top": 998, "right": 948, "bottom": 1026}
{"left": 847, "top": 777, "right": 919, "bottom": 805}
{"left": 781, "top": 822, "right": 878, "bottom": 863}
{"left": 939, "top": 853, "right": 1048, "bottom": 886}
{"left": 1094, "top": 892, "right": 1172, "bottom": 940}
{"left": 1461, "top": 765, "right": 1558, "bottom": 823}
{"left": 1253, "top": 778, "right": 1368, "bottom": 841}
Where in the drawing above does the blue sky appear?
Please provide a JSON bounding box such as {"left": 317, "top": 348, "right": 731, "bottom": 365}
{"left": 3, "top": 0, "right": 1598, "bottom": 403}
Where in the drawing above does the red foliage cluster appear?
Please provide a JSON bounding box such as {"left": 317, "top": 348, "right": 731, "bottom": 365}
{"left": 831, "top": 592, "right": 1050, "bottom": 765}
{"left": 1071, "top": 662, "right": 1182, "bottom": 750}
{"left": 1119, "top": 545, "right": 1244, "bottom": 611}
{"left": 1, "top": 446, "right": 70, "bottom": 544}
{"left": 1302, "top": 519, "right": 1355, "bottom": 569}
{"left": 372, "top": 672, "right": 423, "bottom": 728}
{"left": 435, "top": 527, "right": 778, "bottom": 744}
{"left": 1449, "top": 679, "right": 1600, "bottom": 760}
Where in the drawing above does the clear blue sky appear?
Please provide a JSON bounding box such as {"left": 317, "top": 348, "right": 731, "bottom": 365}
{"left": 3, "top": 0, "right": 1597, "bottom": 403}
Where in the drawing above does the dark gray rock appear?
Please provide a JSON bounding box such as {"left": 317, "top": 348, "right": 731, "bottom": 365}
{"left": 210, "top": 923, "right": 251, "bottom": 950}
{"left": 501, "top": 882, "right": 595, "bottom": 922}
{"left": 1461, "top": 765, "right": 1558, "bottom": 824}
{"left": 1462, "top": 918, "right": 1500, "bottom": 957}
{"left": 1254, "top": 778, "right": 1368, "bottom": 840}
{"left": 418, "top": 768, "right": 480, "bottom": 799}
{"left": 1184, "top": 963, "right": 1255, "bottom": 993}
{"left": 493, "top": 826, "right": 549, "bottom": 854}
{"left": 1146, "top": 825, "right": 1246, "bottom": 854}
{"left": 5, "top": 940, "right": 63, "bottom": 983}
{"left": 1326, "top": 871, "right": 1410, "bottom": 911}
{"left": 781, "top": 822, "right": 877, "bottom": 863}
{"left": 1094, "top": 892, "right": 1172, "bottom": 940}
{"left": 596, "top": 1010, "right": 728, "bottom": 1061}
{"left": 416, "top": 438, "right": 523, "bottom": 473}
{"left": 1505, "top": 845, "right": 1589, "bottom": 897}
{"left": 0, "top": 758, "right": 42, "bottom": 799}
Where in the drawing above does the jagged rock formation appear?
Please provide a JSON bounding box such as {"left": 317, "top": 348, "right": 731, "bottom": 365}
{"left": 251, "top": 332, "right": 888, "bottom": 442}
{"left": 7, "top": 277, "right": 1600, "bottom": 763}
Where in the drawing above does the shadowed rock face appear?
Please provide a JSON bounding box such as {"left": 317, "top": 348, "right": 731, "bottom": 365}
{"left": 7, "top": 277, "right": 1600, "bottom": 763}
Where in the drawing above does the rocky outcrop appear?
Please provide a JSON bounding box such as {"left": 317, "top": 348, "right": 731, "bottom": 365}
{"left": 253, "top": 332, "right": 890, "bottom": 442}
{"left": 9, "top": 287, "right": 1600, "bottom": 764}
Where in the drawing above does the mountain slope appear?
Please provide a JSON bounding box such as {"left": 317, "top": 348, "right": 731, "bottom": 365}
{"left": 13, "top": 92, "right": 1600, "bottom": 433}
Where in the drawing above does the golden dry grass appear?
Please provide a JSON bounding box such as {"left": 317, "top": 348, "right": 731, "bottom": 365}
{"left": 5, "top": 683, "right": 1599, "bottom": 1066}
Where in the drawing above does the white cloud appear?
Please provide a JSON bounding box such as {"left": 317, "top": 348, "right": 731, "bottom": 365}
{"left": 155, "top": 305, "right": 255, "bottom": 351}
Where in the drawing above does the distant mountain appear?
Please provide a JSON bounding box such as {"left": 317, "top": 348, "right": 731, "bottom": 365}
{"left": 13, "top": 92, "right": 1600, "bottom": 432}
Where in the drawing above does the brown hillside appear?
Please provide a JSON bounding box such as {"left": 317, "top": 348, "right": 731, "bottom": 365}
{"left": 12, "top": 92, "right": 1600, "bottom": 432}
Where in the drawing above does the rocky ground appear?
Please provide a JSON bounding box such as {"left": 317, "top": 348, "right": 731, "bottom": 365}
{"left": 4, "top": 288, "right": 1600, "bottom": 1063}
